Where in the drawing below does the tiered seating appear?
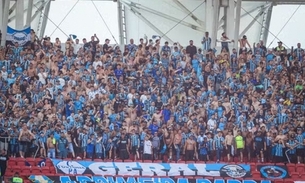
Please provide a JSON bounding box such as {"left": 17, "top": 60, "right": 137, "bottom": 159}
{"left": 6, "top": 158, "right": 56, "bottom": 178}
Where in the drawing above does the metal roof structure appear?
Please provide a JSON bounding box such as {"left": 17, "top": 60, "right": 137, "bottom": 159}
{"left": 1, "top": 0, "right": 305, "bottom": 47}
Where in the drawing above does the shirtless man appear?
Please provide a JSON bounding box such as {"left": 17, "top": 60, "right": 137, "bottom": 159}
{"left": 152, "top": 110, "right": 162, "bottom": 127}
{"left": 239, "top": 35, "right": 251, "bottom": 54}
{"left": 163, "top": 129, "right": 173, "bottom": 161}
{"left": 222, "top": 97, "right": 231, "bottom": 114}
{"left": 47, "top": 133, "right": 56, "bottom": 158}
{"left": 225, "top": 130, "right": 234, "bottom": 162}
{"left": 174, "top": 130, "right": 182, "bottom": 161}
{"left": 184, "top": 135, "right": 197, "bottom": 161}
{"left": 27, "top": 63, "right": 36, "bottom": 77}
{"left": 66, "top": 131, "right": 75, "bottom": 158}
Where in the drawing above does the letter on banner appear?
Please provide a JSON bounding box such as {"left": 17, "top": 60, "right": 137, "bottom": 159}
{"left": 196, "top": 179, "right": 212, "bottom": 183}
{"left": 192, "top": 164, "right": 215, "bottom": 177}
{"left": 260, "top": 181, "right": 272, "bottom": 183}
{"left": 214, "top": 179, "right": 225, "bottom": 183}
{"left": 138, "top": 177, "right": 154, "bottom": 183}
{"left": 60, "top": 176, "right": 77, "bottom": 183}
{"left": 115, "top": 162, "right": 142, "bottom": 176}
{"left": 227, "top": 180, "right": 241, "bottom": 183}
{"left": 76, "top": 176, "right": 108, "bottom": 183}
{"left": 125, "top": 177, "right": 137, "bottom": 183}
{"left": 92, "top": 177, "right": 108, "bottom": 183}
{"left": 176, "top": 178, "right": 190, "bottom": 183}
{"left": 88, "top": 162, "right": 116, "bottom": 175}
{"left": 160, "top": 177, "right": 176, "bottom": 183}
{"left": 242, "top": 180, "right": 256, "bottom": 183}
{"left": 140, "top": 163, "right": 169, "bottom": 176}
{"left": 167, "top": 163, "right": 195, "bottom": 176}
{"left": 114, "top": 176, "right": 138, "bottom": 183}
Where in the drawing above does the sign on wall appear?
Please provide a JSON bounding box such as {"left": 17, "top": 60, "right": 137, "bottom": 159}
{"left": 6, "top": 26, "right": 31, "bottom": 46}
{"left": 51, "top": 159, "right": 251, "bottom": 178}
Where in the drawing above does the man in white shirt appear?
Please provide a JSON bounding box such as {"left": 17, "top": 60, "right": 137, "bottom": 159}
{"left": 92, "top": 56, "right": 103, "bottom": 70}
{"left": 143, "top": 136, "right": 152, "bottom": 160}
{"left": 0, "top": 67, "right": 8, "bottom": 80}
{"left": 207, "top": 114, "right": 217, "bottom": 132}
{"left": 73, "top": 39, "right": 82, "bottom": 55}
{"left": 140, "top": 91, "right": 148, "bottom": 104}
{"left": 127, "top": 89, "right": 135, "bottom": 106}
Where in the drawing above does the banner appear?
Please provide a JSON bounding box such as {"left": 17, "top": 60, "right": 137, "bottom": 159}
{"left": 6, "top": 26, "right": 31, "bottom": 46}
{"left": 51, "top": 159, "right": 251, "bottom": 178}
{"left": 257, "top": 165, "right": 289, "bottom": 179}
{"left": 29, "top": 175, "right": 274, "bottom": 183}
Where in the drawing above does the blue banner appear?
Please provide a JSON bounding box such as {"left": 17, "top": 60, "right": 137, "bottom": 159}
{"left": 6, "top": 26, "right": 31, "bottom": 46}
{"left": 28, "top": 175, "right": 273, "bottom": 183}
{"left": 51, "top": 159, "right": 251, "bottom": 178}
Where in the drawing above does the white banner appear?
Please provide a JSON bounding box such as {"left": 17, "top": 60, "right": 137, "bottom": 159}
{"left": 51, "top": 159, "right": 251, "bottom": 178}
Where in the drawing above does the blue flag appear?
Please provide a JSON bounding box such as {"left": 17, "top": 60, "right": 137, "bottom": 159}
{"left": 69, "top": 34, "right": 77, "bottom": 39}
{"left": 37, "top": 158, "right": 46, "bottom": 167}
{"left": 25, "top": 161, "right": 31, "bottom": 167}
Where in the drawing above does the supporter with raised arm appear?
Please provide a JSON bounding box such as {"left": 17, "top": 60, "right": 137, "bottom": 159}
{"left": 0, "top": 30, "right": 304, "bottom": 169}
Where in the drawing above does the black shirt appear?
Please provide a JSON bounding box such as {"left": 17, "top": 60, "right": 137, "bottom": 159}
{"left": 103, "top": 44, "right": 110, "bottom": 54}
{"left": 113, "top": 99, "right": 122, "bottom": 113}
{"left": 119, "top": 136, "right": 128, "bottom": 150}
{"left": 254, "top": 135, "right": 265, "bottom": 149}
{"left": 0, "top": 154, "right": 9, "bottom": 167}
{"left": 186, "top": 45, "right": 197, "bottom": 59}
{"left": 89, "top": 41, "right": 99, "bottom": 52}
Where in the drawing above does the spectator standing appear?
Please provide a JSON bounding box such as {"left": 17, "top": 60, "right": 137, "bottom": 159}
{"left": 0, "top": 149, "right": 8, "bottom": 183}
{"left": 201, "top": 32, "right": 211, "bottom": 52}
{"left": 186, "top": 40, "right": 197, "bottom": 59}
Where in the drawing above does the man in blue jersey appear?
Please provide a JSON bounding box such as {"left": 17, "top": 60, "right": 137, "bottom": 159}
{"left": 253, "top": 131, "right": 266, "bottom": 163}
{"left": 296, "top": 128, "right": 305, "bottom": 164}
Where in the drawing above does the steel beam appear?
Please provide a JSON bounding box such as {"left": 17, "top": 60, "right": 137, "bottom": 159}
{"left": 25, "top": 0, "right": 34, "bottom": 28}
{"left": 233, "top": 0, "right": 241, "bottom": 48}
{"left": 261, "top": 4, "right": 273, "bottom": 44}
{"left": 226, "top": 0, "right": 235, "bottom": 38}
{"left": 31, "top": 1, "right": 48, "bottom": 23}
{"left": 211, "top": 0, "right": 220, "bottom": 48}
{"left": 9, "top": 2, "right": 16, "bottom": 16}
{"left": 121, "top": 1, "right": 174, "bottom": 43}
{"left": 239, "top": 9, "right": 264, "bottom": 38}
{"left": 16, "top": 0, "right": 25, "bottom": 29}
{"left": 240, "top": 3, "right": 270, "bottom": 19}
{"left": 242, "top": 0, "right": 305, "bottom": 2}
{"left": 117, "top": 0, "right": 125, "bottom": 45}
{"left": 38, "top": 0, "right": 51, "bottom": 38}
{"left": 123, "top": 0, "right": 205, "bottom": 31}
{"left": 1, "top": 0, "right": 10, "bottom": 46}
{"left": 0, "top": 0, "right": 3, "bottom": 29}
{"left": 172, "top": 0, "right": 205, "bottom": 26}
{"left": 8, "top": 0, "right": 42, "bottom": 23}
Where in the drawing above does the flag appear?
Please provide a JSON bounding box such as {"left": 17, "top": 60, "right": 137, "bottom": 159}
{"left": 152, "top": 35, "right": 160, "bottom": 39}
{"left": 69, "top": 34, "right": 77, "bottom": 39}
{"left": 25, "top": 160, "right": 31, "bottom": 167}
{"left": 160, "top": 144, "right": 167, "bottom": 154}
{"left": 6, "top": 26, "right": 31, "bottom": 46}
{"left": 37, "top": 158, "right": 46, "bottom": 167}
{"left": 29, "top": 175, "right": 53, "bottom": 183}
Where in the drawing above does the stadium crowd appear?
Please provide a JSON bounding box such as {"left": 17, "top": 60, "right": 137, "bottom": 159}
{"left": 0, "top": 30, "right": 304, "bottom": 165}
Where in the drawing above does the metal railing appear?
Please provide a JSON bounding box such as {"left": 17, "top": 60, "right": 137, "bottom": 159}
{"left": 285, "top": 143, "right": 300, "bottom": 164}
{"left": 0, "top": 136, "right": 40, "bottom": 159}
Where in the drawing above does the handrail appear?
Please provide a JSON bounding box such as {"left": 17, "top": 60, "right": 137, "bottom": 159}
{"left": 285, "top": 143, "right": 300, "bottom": 164}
